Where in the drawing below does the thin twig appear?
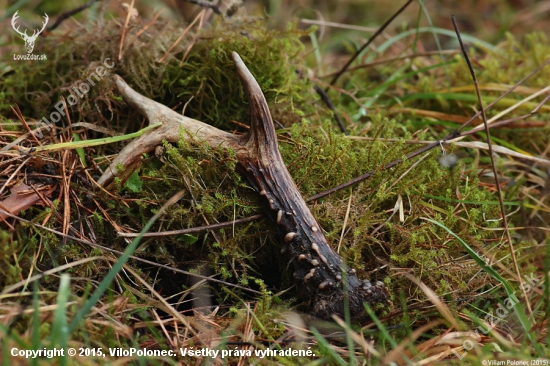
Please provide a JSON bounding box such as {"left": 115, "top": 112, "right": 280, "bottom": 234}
{"left": 313, "top": 85, "right": 347, "bottom": 134}
{"left": 321, "top": 50, "right": 460, "bottom": 79}
{"left": 451, "top": 15, "right": 533, "bottom": 317}
{"left": 118, "top": 214, "right": 265, "bottom": 237}
{"left": 327, "top": 0, "right": 414, "bottom": 88}
{"left": 118, "top": 0, "right": 135, "bottom": 61}
{"left": 158, "top": 9, "right": 205, "bottom": 63}
{"left": 47, "top": 0, "right": 100, "bottom": 31}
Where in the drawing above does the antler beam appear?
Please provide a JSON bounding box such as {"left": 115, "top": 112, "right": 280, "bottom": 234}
{"left": 98, "top": 52, "right": 390, "bottom": 320}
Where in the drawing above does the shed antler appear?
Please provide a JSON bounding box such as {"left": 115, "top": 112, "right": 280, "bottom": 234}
{"left": 231, "top": 53, "right": 390, "bottom": 319}
{"left": 98, "top": 52, "right": 390, "bottom": 320}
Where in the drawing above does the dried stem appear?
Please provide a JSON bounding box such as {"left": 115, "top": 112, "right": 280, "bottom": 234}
{"left": 451, "top": 15, "right": 533, "bottom": 317}
{"left": 313, "top": 85, "right": 347, "bottom": 134}
{"left": 47, "top": 0, "right": 99, "bottom": 32}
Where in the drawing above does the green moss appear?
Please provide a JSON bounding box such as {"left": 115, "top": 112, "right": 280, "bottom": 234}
{"left": 1, "top": 16, "right": 311, "bottom": 137}
{"left": 0, "top": 230, "right": 23, "bottom": 288}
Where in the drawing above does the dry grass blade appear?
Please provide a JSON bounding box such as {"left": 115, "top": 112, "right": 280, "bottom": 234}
{"left": 0, "top": 157, "right": 30, "bottom": 196}
{"left": 452, "top": 15, "right": 533, "bottom": 317}
{"left": 3, "top": 3, "right": 550, "bottom": 364}
{"left": 118, "top": 213, "right": 264, "bottom": 237}
{"left": 309, "top": 61, "right": 550, "bottom": 202}
{"left": 402, "top": 272, "right": 460, "bottom": 330}
{"left": 450, "top": 85, "right": 550, "bottom": 143}
{"left": 485, "top": 85, "right": 550, "bottom": 125}
{"left": 331, "top": 315, "right": 382, "bottom": 358}
{"left": 118, "top": 0, "right": 135, "bottom": 61}
{"left": 114, "top": 261, "right": 209, "bottom": 345}
{"left": 321, "top": 50, "right": 460, "bottom": 78}
{"left": 300, "top": 18, "right": 378, "bottom": 33}
{"left": 179, "top": 9, "right": 206, "bottom": 66}
{"left": 449, "top": 141, "right": 550, "bottom": 166}
{"left": 381, "top": 320, "right": 443, "bottom": 365}
{"left": 1, "top": 256, "right": 103, "bottom": 295}
{"left": 337, "top": 188, "right": 353, "bottom": 253}
{"left": 456, "top": 57, "right": 550, "bottom": 134}
{"left": 347, "top": 136, "right": 550, "bottom": 166}
{"left": 159, "top": 9, "right": 205, "bottom": 63}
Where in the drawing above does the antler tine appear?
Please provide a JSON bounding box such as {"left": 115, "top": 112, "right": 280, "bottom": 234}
{"left": 32, "top": 13, "right": 49, "bottom": 37}
{"left": 11, "top": 11, "right": 28, "bottom": 37}
{"left": 39, "top": 14, "right": 49, "bottom": 32}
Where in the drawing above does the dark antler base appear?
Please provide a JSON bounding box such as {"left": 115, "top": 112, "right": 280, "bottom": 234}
{"left": 244, "top": 160, "right": 389, "bottom": 319}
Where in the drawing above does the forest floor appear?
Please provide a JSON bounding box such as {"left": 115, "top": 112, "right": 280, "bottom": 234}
{"left": 1, "top": 0, "right": 549, "bottom": 364}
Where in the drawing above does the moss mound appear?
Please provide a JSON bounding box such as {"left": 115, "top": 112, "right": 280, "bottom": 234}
{"left": 1, "top": 15, "right": 310, "bottom": 133}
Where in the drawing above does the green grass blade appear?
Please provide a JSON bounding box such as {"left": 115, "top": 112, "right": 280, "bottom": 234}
{"left": 67, "top": 191, "right": 183, "bottom": 334}
{"left": 341, "top": 269, "right": 356, "bottom": 366}
{"left": 422, "top": 217, "right": 541, "bottom": 352}
{"left": 364, "top": 305, "right": 414, "bottom": 365}
{"left": 418, "top": 0, "right": 452, "bottom": 87}
{"left": 31, "top": 280, "right": 40, "bottom": 366}
{"left": 378, "top": 27, "right": 496, "bottom": 53}
{"left": 50, "top": 274, "right": 70, "bottom": 366}
{"left": 353, "top": 61, "right": 456, "bottom": 120}
{"left": 392, "top": 92, "right": 550, "bottom": 112}
{"left": 1, "top": 334, "right": 8, "bottom": 366}
{"left": 309, "top": 28, "right": 322, "bottom": 72}
{"left": 310, "top": 327, "right": 348, "bottom": 366}
{"left": 28, "top": 122, "right": 162, "bottom": 153}
{"left": 0, "top": 322, "right": 27, "bottom": 347}
{"left": 72, "top": 133, "right": 87, "bottom": 167}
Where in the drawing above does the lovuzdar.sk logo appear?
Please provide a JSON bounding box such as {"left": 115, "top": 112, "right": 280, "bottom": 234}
{"left": 11, "top": 10, "right": 48, "bottom": 61}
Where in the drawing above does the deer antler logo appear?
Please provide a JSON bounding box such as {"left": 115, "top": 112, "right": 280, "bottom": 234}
{"left": 11, "top": 11, "right": 49, "bottom": 54}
